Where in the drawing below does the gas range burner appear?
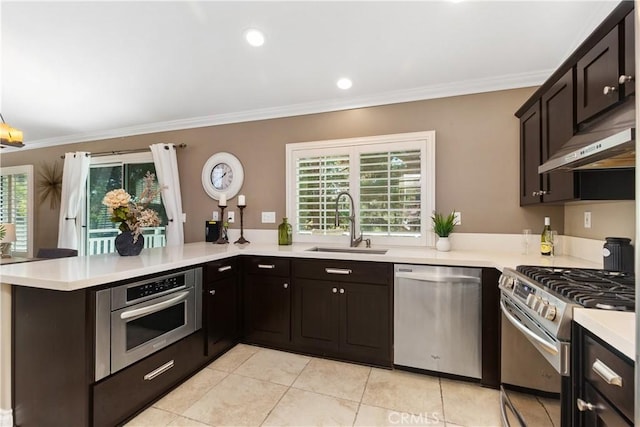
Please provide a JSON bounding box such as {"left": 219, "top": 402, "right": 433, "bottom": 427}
{"left": 515, "top": 265, "right": 635, "bottom": 311}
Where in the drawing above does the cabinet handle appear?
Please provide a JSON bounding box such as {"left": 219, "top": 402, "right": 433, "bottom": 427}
{"left": 283, "top": 283, "right": 289, "bottom": 289}
{"left": 603, "top": 85, "right": 617, "bottom": 95}
{"left": 619, "top": 75, "right": 634, "bottom": 84}
{"left": 325, "top": 268, "right": 352, "bottom": 275}
{"left": 209, "top": 290, "right": 216, "bottom": 295}
{"left": 592, "top": 358, "right": 623, "bottom": 387}
{"left": 217, "top": 265, "right": 232, "bottom": 272}
{"left": 576, "top": 398, "right": 596, "bottom": 412}
{"left": 339, "top": 288, "right": 345, "bottom": 294}
{"left": 532, "top": 191, "right": 539, "bottom": 196}
{"left": 332, "top": 287, "right": 338, "bottom": 293}
{"left": 258, "top": 264, "right": 275, "bottom": 269}
{"left": 144, "top": 360, "right": 174, "bottom": 381}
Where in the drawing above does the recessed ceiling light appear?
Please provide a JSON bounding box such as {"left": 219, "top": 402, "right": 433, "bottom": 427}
{"left": 337, "top": 78, "right": 352, "bottom": 90}
{"left": 244, "top": 29, "right": 265, "bottom": 47}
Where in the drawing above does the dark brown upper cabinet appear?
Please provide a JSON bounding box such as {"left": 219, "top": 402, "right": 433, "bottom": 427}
{"left": 622, "top": 11, "right": 635, "bottom": 97}
{"left": 576, "top": 27, "right": 620, "bottom": 124}
{"left": 519, "top": 101, "right": 542, "bottom": 206}
{"left": 540, "top": 69, "right": 575, "bottom": 203}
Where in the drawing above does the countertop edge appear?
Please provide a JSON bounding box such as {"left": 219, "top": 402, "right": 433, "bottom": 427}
{"left": 574, "top": 308, "right": 635, "bottom": 361}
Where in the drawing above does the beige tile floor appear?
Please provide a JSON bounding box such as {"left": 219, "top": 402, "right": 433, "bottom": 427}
{"left": 125, "top": 344, "right": 560, "bottom": 427}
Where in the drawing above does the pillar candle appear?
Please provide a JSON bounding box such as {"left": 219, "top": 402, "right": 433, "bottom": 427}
{"left": 238, "top": 195, "right": 246, "bottom": 206}
{"left": 218, "top": 194, "right": 227, "bottom": 207}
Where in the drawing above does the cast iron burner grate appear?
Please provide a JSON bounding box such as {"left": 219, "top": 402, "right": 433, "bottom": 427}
{"left": 515, "top": 266, "right": 635, "bottom": 311}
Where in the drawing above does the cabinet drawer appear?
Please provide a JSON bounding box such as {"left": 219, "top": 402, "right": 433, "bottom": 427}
{"left": 92, "top": 332, "right": 204, "bottom": 427}
{"left": 584, "top": 334, "right": 634, "bottom": 421}
{"left": 293, "top": 259, "right": 392, "bottom": 285}
{"left": 206, "top": 258, "right": 238, "bottom": 282}
{"left": 579, "top": 382, "right": 633, "bottom": 426}
{"left": 244, "top": 257, "right": 290, "bottom": 277}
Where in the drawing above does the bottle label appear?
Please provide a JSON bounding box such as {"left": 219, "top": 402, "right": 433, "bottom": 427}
{"left": 541, "top": 242, "right": 552, "bottom": 255}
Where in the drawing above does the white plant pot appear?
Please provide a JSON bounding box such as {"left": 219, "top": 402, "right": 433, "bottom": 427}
{"left": 436, "top": 237, "right": 451, "bottom": 252}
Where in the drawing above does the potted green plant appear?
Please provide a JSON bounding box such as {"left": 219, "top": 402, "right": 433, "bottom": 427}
{"left": 432, "top": 210, "right": 457, "bottom": 251}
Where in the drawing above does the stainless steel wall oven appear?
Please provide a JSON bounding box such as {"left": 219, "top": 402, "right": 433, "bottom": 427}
{"left": 94, "top": 267, "right": 202, "bottom": 381}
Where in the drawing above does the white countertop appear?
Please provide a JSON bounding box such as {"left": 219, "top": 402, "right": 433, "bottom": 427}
{"left": 0, "top": 241, "right": 600, "bottom": 291}
{"left": 574, "top": 308, "right": 636, "bottom": 360}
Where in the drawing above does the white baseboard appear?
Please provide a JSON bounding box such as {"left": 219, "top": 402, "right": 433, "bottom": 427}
{"left": 0, "top": 409, "right": 13, "bottom": 427}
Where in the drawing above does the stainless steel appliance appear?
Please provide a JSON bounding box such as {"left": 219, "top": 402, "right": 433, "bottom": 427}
{"left": 499, "top": 265, "right": 635, "bottom": 426}
{"left": 394, "top": 264, "right": 482, "bottom": 379}
{"left": 95, "top": 267, "right": 202, "bottom": 381}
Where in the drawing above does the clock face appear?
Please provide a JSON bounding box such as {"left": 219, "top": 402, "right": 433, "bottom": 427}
{"left": 201, "top": 152, "right": 245, "bottom": 200}
{"left": 211, "top": 163, "right": 234, "bottom": 190}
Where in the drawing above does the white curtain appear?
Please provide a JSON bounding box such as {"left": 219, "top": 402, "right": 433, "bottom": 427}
{"left": 150, "top": 143, "right": 184, "bottom": 246}
{"left": 57, "top": 151, "right": 91, "bottom": 249}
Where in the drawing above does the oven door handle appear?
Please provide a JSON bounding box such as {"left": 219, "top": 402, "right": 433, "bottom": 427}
{"left": 120, "top": 291, "right": 190, "bottom": 320}
{"left": 500, "top": 300, "right": 559, "bottom": 355}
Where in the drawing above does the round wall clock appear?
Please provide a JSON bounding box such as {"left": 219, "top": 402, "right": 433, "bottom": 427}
{"left": 201, "top": 152, "right": 245, "bottom": 200}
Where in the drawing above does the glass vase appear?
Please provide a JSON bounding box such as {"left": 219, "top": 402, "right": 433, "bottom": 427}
{"left": 278, "top": 217, "right": 292, "bottom": 245}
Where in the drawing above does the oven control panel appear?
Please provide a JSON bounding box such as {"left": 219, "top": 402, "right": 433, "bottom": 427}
{"left": 127, "top": 275, "right": 186, "bottom": 302}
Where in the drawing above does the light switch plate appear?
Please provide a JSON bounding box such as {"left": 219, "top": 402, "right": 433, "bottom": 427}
{"left": 212, "top": 211, "right": 219, "bottom": 221}
{"left": 227, "top": 211, "right": 235, "bottom": 223}
{"left": 262, "top": 211, "right": 276, "bottom": 223}
{"left": 584, "top": 211, "right": 591, "bottom": 228}
{"left": 454, "top": 211, "right": 462, "bottom": 226}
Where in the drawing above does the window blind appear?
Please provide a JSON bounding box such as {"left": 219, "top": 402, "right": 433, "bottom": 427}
{"left": 295, "top": 155, "right": 349, "bottom": 233}
{"left": 360, "top": 150, "right": 422, "bottom": 236}
{"left": 0, "top": 172, "right": 29, "bottom": 253}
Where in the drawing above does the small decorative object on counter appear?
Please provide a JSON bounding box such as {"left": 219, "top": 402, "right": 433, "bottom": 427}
{"left": 234, "top": 195, "right": 250, "bottom": 244}
{"left": 278, "top": 217, "right": 292, "bottom": 245}
{"left": 431, "top": 210, "right": 457, "bottom": 252}
{"left": 102, "top": 172, "right": 163, "bottom": 256}
{"left": 603, "top": 237, "right": 634, "bottom": 273}
{"left": 216, "top": 195, "right": 229, "bottom": 244}
{"left": 540, "top": 216, "right": 553, "bottom": 256}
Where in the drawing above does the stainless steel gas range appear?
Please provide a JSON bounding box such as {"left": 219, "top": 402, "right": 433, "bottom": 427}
{"left": 498, "top": 265, "right": 635, "bottom": 426}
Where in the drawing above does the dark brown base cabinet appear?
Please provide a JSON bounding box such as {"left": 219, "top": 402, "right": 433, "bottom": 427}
{"left": 573, "top": 323, "right": 634, "bottom": 426}
{"left": 243, "top": 257, "right": 292, "bottom": 347}
{"left": 292, "top": 259, "right": 393, "bottom": 367}
{"left": 204, "top": 259, "right": 239, "bottom": 358}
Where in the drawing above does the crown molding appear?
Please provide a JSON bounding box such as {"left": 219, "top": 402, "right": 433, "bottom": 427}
{"left": 15, "top": 69, "right": 551, "bottom": 152}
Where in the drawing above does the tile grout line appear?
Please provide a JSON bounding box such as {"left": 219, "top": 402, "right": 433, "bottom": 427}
{"left": 438, "top": 377, "right": 447, "bottom": 426}
{"left": 258, "top": 353, "right": 313, "bottom": 426}
{"left": 351, "top": 366, "right": 374, "bottom": 426}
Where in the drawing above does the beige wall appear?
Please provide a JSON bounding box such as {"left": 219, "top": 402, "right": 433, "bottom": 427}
{"left": 0, "top": 86, "right": 580, "bottom": 251}
{"left": 564, "top": 201, "right": 635, "bottom": 241}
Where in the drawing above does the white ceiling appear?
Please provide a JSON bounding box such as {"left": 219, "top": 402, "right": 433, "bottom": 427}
{"left": 1, "top": 1, "right": 620, "bottom": 151}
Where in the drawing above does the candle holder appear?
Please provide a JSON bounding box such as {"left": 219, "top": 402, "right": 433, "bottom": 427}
{"left": 215, "top": 205, "right": 228, "bottom": 244}
{"left": 234, "top": 205, "right": 250, "bottom": 244}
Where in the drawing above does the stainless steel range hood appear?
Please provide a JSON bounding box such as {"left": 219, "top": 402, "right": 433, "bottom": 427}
{"left": 538, "top": 100, "right": 636, "bottom": 173}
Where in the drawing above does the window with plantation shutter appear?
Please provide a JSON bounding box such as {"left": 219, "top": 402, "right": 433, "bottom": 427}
{"left": 0, "top": 165, "right": 34, "bottom": 257}
{"left": 287, "top": 131, "right": 435, "bottom": 246}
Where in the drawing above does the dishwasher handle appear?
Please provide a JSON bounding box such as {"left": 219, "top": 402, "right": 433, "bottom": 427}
{"left": 394, "top": 271, "right": 481, "bottom": 283}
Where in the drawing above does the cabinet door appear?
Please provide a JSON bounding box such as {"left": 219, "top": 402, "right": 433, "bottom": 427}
{"left": 244, "top": 274, "right": 291, "bottom": 345}
{"left": 623, "top": 12, "right": 635, "bottom": 97}
{"left": 292, "top": 279, "right": 340, "bottom": 352}
{"left": 577, "top": 27, "right": 620, "bottom": 123}
{"left": 520, "top": 101, "right": 542, "bottom": 205}
{"left": 205, "top": 276, "right": 238, "bottom": 357}
{"left": 576, "top": 383, "right": 632, "bottom": 427}
{"left": 541, "top": 69, "right": 576, "bottom": 203}
{"left": 339, "top": 282, "right": 391, "bottom": 366}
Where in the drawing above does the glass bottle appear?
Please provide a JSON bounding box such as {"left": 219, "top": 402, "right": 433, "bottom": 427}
{"left": 278, "top": 217, "right": 292, "bottom": 245}
{"left": 540, "top": 217, "right": 553, "bottom": 256}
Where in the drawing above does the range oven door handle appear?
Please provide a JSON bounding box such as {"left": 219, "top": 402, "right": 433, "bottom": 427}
{"left": 120, "top": 291, "right": 190, "bottom": 320}
{"left": 500, "top": 300, "right": 558, "bottom": 355}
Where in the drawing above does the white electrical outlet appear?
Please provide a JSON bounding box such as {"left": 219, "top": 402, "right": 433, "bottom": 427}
{"left": 262, "top": 211, "right": 276, "bottom": 223}
{"left": 212, "top": 211, "right": 219, "bottom": 221}
{"left": 227, "top": 211, "right": 235, "bottom": 223}
{"left": 584, "top": 211, "right": 592, "bottom": 228}
{"left": 453, "top": 211, "right": 462, "bottom": 226}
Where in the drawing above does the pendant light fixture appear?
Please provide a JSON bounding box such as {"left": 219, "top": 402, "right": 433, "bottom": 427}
{"left": 0, "top": 113, "right": 24, "bottom": 148}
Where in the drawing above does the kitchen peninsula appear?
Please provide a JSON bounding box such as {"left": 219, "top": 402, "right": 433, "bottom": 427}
{"left": 2, "top": 242, "right": 631, "bottom": 427}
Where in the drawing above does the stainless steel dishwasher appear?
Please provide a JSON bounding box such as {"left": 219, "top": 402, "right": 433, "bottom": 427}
{"left": 394, "top": 264, "right": 482, "bottom": 379}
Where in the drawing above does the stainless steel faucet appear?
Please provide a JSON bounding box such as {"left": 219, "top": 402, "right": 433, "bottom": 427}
{"left": 334, "top": 191, "right": 363, "bottom": 247}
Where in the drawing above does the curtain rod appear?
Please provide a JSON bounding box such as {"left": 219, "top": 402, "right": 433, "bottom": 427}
{"left": 60, "top": 143, "right": 187, "bottom": 159}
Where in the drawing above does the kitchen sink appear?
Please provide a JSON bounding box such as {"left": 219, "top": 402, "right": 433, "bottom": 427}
{"left": 306, "top": 246, "right": 388, "bottom": 255}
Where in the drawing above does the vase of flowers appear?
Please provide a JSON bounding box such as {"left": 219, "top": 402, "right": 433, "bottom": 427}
{"left": 432, "top": 210, "right": 457, "bottom": 252}
{"left": 102, "top": 172, "right": 162, "bottom": 256}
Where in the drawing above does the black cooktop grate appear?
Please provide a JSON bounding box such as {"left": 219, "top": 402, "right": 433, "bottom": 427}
{"left": 515, "top": 266, "right": 635, "bottom": 311}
